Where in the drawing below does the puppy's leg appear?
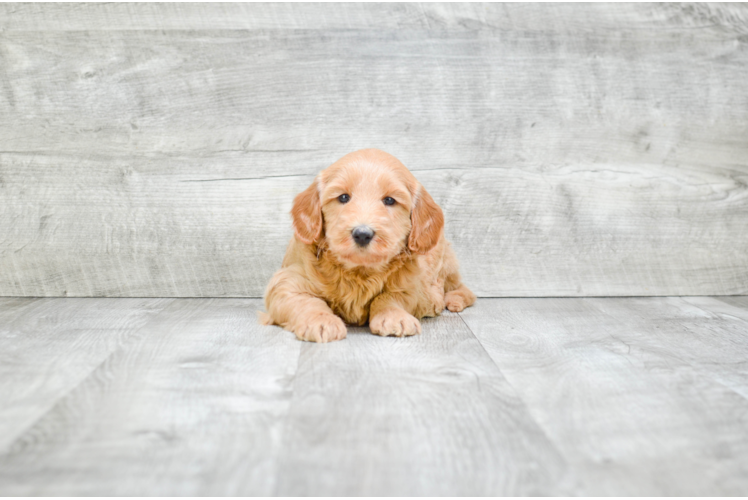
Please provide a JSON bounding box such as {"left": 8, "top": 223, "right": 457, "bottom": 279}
{"left": 441, "top": 243, "right": 477, "bottom": 313}
{"left": 444, "top": 284, "right": 477, "bottom": 312}
{"left": 264, "top": 268, "right": 346, "bottom": 343}
{"left": 369, "top": 292, "right": 422, "bottom": 337}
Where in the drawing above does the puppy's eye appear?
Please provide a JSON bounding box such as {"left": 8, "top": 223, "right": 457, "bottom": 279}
{"left": 383, "top": 197, "right": 396, "bottom": 206}
{"left": 338, "top": 194, "right": 351, "bottom": 204}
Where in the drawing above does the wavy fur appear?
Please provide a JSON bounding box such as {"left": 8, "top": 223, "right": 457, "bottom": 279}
{"left": 262, "top": 148, "right": 476, "bottom": 342}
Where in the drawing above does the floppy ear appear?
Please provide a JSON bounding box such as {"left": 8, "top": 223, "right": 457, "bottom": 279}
{"left": 408, "top": 185, "right": 444, "bottom": 254}
{"left": 291, "top": 179, "right": 323, "bottom": 244}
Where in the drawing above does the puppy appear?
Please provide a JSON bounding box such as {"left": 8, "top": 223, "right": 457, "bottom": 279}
{"left": 260, "top": 148, "right": 476, "bottom": 342}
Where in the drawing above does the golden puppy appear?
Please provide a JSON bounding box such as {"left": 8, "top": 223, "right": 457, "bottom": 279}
{"left": 260, "top": 148, "right": 476, "bottom": 342}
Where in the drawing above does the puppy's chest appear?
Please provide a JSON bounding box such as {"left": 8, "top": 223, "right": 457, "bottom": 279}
{"left": 320, "top": 272, "right": 386, "bottom": 325}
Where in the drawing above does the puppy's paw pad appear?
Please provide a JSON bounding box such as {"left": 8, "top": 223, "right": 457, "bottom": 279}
{"left": 445, "top": 293, "right": 468, "bottom": 312}
{"left": 295, "top": 313, "right": 347, "bottom": 343}
{"left": 370, "top": 309, "right": 421, "bottom": 337}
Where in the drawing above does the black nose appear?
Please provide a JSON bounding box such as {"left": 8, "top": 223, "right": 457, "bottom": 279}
{"left": 352, "top": 226, "right": 375, "bottom": 247}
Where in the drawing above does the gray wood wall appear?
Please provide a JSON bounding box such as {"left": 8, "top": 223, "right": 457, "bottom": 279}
{"left": 1, "top": 3, "right": 747, "bottom": 297}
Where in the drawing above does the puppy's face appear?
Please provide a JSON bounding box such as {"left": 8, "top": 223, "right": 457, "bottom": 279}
{"left": 320, "top": 160, "right": 413, "bottom": 267}
{"left": 292, "top": 149, "right": 444, "bottom": 269}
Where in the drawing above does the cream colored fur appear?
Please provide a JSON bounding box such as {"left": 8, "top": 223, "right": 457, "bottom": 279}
{"left": 260, "top": 148, "right": 476, "bottom": 342}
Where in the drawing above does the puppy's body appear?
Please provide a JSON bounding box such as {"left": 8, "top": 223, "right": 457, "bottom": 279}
{"left": 262, "top": 149, "right": 475, "bottom": 342}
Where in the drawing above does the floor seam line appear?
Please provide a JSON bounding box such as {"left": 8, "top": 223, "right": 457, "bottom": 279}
{"left": 269, "top": 339, "right": 304, "bottom": 496}
{"left": 673, "top": 297, "right": 748, "bottom": 404}
{"left": 586, "top": 297, "right": 748, "bottom": 405}
{"left": 0, "top": 298, "right": 175, "bottom": 457}
{"left": 455, "top": 309, "right": 571, "bottom": 483}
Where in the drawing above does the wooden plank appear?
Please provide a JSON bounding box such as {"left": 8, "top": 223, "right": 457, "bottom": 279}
{"left": 0, "top": 153, "right": 302, "bottom": 297}
{"left": 716, "top": 295, "right": 748, "bottom": 310}
{"left": 2, "top": 296, "right": 747, "bottom": 494}
{"left": 3, "top": 29, "right": 747, "bottom": 162}
{"left": 2, "top": 3, "right": 745, "bottom": 33}
{"left": 1, "top": 153, "right": 746, "bottom": 297}
{"left": 0, "top": 298, "right": 302, "bottom": 495}
{"left": 593, "top": 296, "right": 748, "bottom": 401}
{"left": 460, "top": 298, "right": 748, "bottom": 496}
{"left": 1, "top": 5, "right": 747, "bottom": 297}
{"left": 0, "top": 297, "right": 170, "bottom": 450}
{"left": 273, "top": 313, "right": 567, "bottom": 496}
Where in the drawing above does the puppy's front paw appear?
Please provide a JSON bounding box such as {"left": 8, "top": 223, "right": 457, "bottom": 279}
{"left": 370, "top": 308, "right": 421, "bottom": 337}
{"left": 444, "top": 286, "right": 476, "bottom": 312}
{"left": 294, "top": 312, "right": 347, "bottom": 343}
{"left": 445, "top": 292, "right": 468, "bottom": 312}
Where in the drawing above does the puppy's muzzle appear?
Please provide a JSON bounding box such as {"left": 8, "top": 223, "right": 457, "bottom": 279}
{"left": 352, "top": 226, "right": 375, "bottom": 247}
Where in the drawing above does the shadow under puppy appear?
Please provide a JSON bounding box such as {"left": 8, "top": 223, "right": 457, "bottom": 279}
{"left": 260, "top": 148, "right": 476, "bottom": 342}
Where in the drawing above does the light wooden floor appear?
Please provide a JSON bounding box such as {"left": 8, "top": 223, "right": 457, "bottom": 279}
{"left": 1, "top": 296, "right": 747, "bottom": 496}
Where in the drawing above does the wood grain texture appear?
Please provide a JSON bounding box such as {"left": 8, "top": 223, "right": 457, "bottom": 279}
{"left": 718, "top": 295, "right": 748, "bottom": 310}
{"left": 459, "top": 297, "right": 748, "bottom": 496}
{"left": 1, "top": 3, "right": 747, "bottom": 297}
{"left": 597, "top": 295, "right": 748, "bottom": 403}
{"left": 1, "top": 296, "right": 747, "bottom": 495}
{"left": 0, "top": 297, "right": 170, "bottom": 450}
{"left": 1, "top": 3, "right": 747, "bottom": 33}
{"left": 274, "top": 313, "right": 567, "bottom": 496}
{"left": 0, "top": 298, "right": 301, "bottom": 495}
